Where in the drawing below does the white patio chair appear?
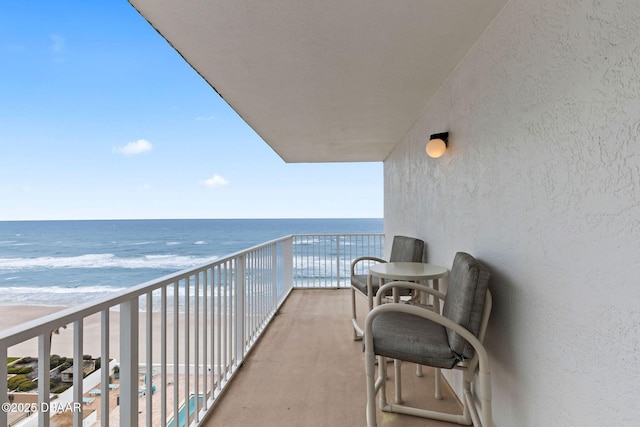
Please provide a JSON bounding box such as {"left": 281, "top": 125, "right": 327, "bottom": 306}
{"left": 350, "top": 235, "right": 424, "bottom": 340}
{"left": 364, "top": 252, "right": 493, "bottom": 427}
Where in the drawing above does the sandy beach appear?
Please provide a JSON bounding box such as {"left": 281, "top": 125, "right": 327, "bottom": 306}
{"left": 1, "top": 305, "right": 130, "bottom": 360}
{"left": 1, "top": 304, "right": 225, "bottom": 363}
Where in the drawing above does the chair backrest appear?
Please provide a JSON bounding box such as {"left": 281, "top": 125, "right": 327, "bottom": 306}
{"left": 388, "top": 235, "right": 425, "bottom": 263}
{"left": 442, "top": 252, "right": 491, "bottom": 360}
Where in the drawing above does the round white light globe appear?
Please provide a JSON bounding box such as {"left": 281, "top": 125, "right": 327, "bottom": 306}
{"left": 426, "top": 138, "right": 447, "bottom": 158}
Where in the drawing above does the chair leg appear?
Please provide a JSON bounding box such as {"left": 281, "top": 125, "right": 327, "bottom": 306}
{"left": 478, "top": 371, "right": 493, "bottom": 427}
{"left": 463, "top": 360, "right": 492, "bottom": 426}
{"left": 378, "top": 356, "right": 388, "bottom": 408}
{"left": 351, "top": 287, "right": 363, "bottom": 340}
{"left": 367, "top": 278, "right": 375, "bottom": 310}
{"left": 394, "top": 359, "right": 403, "bottom": 403}
{"left": 435, "top": 367, "right": 442, "bottom": 399}
{"left": 365, "top": 344, "right": 378, "bottom": 427}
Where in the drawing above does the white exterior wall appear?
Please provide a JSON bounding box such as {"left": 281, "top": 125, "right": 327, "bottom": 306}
{"left": 384, "top": 1, "right": 640, "bottom": 426}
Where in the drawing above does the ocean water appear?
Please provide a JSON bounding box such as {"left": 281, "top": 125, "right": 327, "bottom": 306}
{"left": 0, "top": 219, "right": 382, "bottom": 306}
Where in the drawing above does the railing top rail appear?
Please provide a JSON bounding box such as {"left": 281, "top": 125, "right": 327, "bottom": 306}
{"left": 292, "top": 233, "right": 383, "bottom": 236}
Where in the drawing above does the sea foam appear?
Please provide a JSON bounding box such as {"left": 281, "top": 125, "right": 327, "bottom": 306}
{"left": 0, "top": 253, "right": 219, "bottom": 271}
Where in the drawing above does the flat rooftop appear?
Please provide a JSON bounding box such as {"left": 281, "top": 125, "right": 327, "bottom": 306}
{"left": 204, "top": 289, "right": 463, "bottom": 426}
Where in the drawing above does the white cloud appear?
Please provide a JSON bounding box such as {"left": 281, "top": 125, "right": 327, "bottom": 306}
{"left": 50, "top": 34, "right": 65, "bottom": 53}
{"left": 201, "top": 174, "right": 229, "bottom": 188}
{"left": 114, "top": 139, "right": 153, "bottom": 155}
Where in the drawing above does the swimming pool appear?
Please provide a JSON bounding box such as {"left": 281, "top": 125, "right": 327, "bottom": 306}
{"left": 167, "top": 394, "right": 205, "bottom": 427}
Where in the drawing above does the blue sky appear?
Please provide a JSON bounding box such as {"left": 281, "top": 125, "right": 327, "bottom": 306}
{"left": 0, "top": 2, "right": 383, "bottom": 221}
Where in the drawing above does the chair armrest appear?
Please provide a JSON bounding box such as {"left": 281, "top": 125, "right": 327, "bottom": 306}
{"left": 364, "top": 302, "right": 490, "bottom": 374}
{"left": 350, "top": 256, "right": 386, "bottom": 275}
{"left": 376, "top": 281, "right": 446, "bottom": 305}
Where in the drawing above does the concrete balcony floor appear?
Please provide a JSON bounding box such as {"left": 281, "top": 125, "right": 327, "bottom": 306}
{"left": 205, "top": 289, "right": 463, "bottom": 427}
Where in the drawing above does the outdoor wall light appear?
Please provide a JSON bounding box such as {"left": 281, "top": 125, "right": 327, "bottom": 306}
{"left": 426, "top": 132, "right": 448, "bottom": 158}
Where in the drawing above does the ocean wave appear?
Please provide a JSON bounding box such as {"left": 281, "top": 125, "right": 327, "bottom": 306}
{"left": 0, "top": 253, "right": 220, "bottom": 271}
{"left": 130, "top": 241, "right": 157, "bottom": 246}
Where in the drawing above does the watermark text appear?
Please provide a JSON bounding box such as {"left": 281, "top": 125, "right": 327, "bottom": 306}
{"left": 1, "top": 402, "right": 82, "bottom": 414}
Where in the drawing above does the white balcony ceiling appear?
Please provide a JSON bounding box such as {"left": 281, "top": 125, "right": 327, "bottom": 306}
{"left": 129, "top": 0, "right": 507, "bottom": 163}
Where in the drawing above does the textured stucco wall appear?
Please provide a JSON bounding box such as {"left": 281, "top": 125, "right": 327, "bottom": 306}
{"left": 384, "top": 0, "right": 640, "bottom": 425}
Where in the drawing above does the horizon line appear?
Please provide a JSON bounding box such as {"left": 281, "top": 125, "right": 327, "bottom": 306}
{"left": 0, "top": 217, "right": 384, "bottom": 222}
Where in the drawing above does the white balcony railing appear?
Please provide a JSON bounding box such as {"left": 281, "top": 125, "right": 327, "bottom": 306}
{"left": 0, "top": 233, "right": 383, "bottom": 427}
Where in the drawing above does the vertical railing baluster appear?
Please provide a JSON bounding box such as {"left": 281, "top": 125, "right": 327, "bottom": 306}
{"left": 0, "top": 345, "right": 6, "bottom": 427}
{"left": 213, "top": 269, "right": 218, "bottom": 391}
{"left": 336, "top": 234, "right": 341, "bottom": 288}
{"left": 329, "top": 235, "right": 333, "bottom": 288}
{"left": 101, "top": 309, "right": 110, "bottom": 427}
{"left": 184, "top": 276, "right": 190, "bottom": 426}
{"left": 261, "top": 247, "right": 264, "bottom": 327}
{"left": 120, "top": 300, "right": 138, "bottom": 427}
{"left": 307, "top": 234, "right": 311, "bottom": 288}
{"left": 272, "top": 243, "right": 277, "bottom": 310}
{"left": 324, "top": 235, "right": 328, "bottom": 287}
{"left": 319, "top": 235, "right": 323, "bottom": 287}
{"left": 254, "top": 249, "right": 258, "bottom": 329}
{"left": 38, "top": 332, "right": 51, "bottom": 427}
{"left": 146, "top": 291, "right": 153, "bottom": 427}
{"left": 284, "top": 236, "right": 293, "bottom": 293}
{"left": 202, "top": 269, "right": 208, "bottom": 411}
{"left": 210, "top": 267, "right": 220, "bottom": 395}
{"left": 248, "top": 253, "right": 253, "bottom": 340}
{"left": 300, "top": 235, "right": 304, "bottom": 287}
{"left": 228, "top": 258, "right": 239, "bottom": 366}
{"left": 216, "top": 266, "right": 221, "bottom": 392}
{"left": 255, "top": 250, "right": 260, "bottom": 330}
{"left": 173, "top": 282, "right": 179, "bottom": 427}
{"left": 72, "top": 319, "right": 83, "bottom": 427}
{"left": 227, "top": 260, "right": 232, "bottom": 369}
{"left": 160, "top": 285, "right": 167, "bottom": 427}
{"left": 224, "top": 262, "right": 228, "bottom": 372}
{"left": 253, "top": 251, "right": 256, "bottom": 336}
{"left": 194, "top": 272, "right": 200, "bottom": 422}
{"left": 220, "top": 269, "right": 230, "bottom": 380}
{"left": 328, "top": 235, "right": 332, "bottom": 288}
{"left": 237, "top": 254, "right": 246, "bottom": 360}
{"left": 259, "top": 249, "right": 262, "bottom": 328}
{"left": 261, "top": 247, "right": 265, "bottom": 325}
{"left": 262, "top": 247, "right": 266, "bottom": 324}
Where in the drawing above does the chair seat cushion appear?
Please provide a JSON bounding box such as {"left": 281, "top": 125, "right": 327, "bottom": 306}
{"left": 372, "top": 312, "right": 459, "bottom": 369}
{"left": 351, "top": 275, "right": 413, "bottom": 297}
{"left": 351, "top": 274, "right": 380, "bottom": 295}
